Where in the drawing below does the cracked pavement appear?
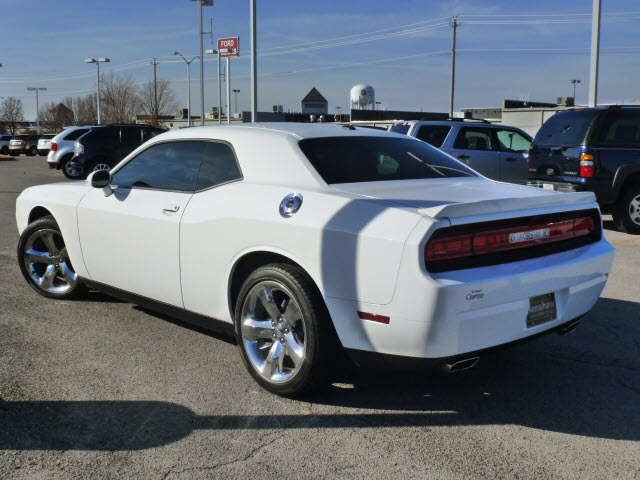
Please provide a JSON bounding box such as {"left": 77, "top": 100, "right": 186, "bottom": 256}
{"left": 1, "top": 154, "right": 639, "bottom": 479}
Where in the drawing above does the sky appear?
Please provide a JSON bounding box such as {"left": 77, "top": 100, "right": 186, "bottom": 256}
{"left": 1, "top": 0, "right": 640, "bottom": 120}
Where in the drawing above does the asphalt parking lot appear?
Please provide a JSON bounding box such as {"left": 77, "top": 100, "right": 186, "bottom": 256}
{"left": 1, "top": 153, "right": 639, "bottom": 480}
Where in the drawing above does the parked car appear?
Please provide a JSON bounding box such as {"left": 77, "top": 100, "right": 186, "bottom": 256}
{"left": 528, "top": 106, "right": 640, "bottom": 234}
{"left": 391, "top": 120, "right": 532, "bottom": 183}
{"left": 67, "top": 124, "right": 166, "bottom": 178}
{"left": 0, "top": 135, "right": 14, "bottom": 156}
{"left": 36, "top": 134, "right": 56, "bottom": 156}
{"left": 47, "top": 126, "right": 97, "bottom": 179}
{"left": 9, "top": 134, "right": 42, "bottom": 156}
{"left": 15, "top": 124, "right": 614, "bottom": 396}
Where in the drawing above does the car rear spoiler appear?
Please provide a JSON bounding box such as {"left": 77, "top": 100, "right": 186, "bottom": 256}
{"left": 418, "top": 191, "right": 597, "bottom": 220}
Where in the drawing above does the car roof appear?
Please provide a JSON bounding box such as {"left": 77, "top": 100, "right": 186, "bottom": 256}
{"left": 155, "top": 122, "right": 406, "bottom": 141}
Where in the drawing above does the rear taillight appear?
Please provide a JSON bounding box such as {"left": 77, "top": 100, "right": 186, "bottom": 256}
{"left": 425, "top": 216, "right": 596, "bottom": 264}
{"left": 51, "top": 142, "right": 58, "bottom": 152}
{"left": 75, "top": 143, "right": 84, "bottom": 155}
{"left": 580, "top": 153, "right": 595, "bottom": 178}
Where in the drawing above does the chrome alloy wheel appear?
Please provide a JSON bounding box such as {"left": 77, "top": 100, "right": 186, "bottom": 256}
{"left": 630, "top": 194, "right": 640, "bottom": 226}
{"left": 240, "top": 281, "right": 306, "bottom": 383}
{"left": 64, "top": 161, "right": 81, "bottom": 178}
{"left": 93, "top": 163, "right": 111, "bottom": 173}
{"left": 23, "top": 229, "right": 78, "bottom": 293}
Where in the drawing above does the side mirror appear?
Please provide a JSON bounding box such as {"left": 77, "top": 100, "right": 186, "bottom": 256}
{"left": 90, "top": 169, "right": 113, "bottom": 197}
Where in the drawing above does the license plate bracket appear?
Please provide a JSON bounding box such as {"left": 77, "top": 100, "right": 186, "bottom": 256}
{"left": 527, "top": 293, "right": 557, "bottom": 328}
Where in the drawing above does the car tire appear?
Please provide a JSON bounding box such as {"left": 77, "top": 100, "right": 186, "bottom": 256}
{"left": 90, "top": 159, "right": 112, "bottom": 174}
{"left": 17, "top": 215, "right": 86, "bottom": 300}
{"left": 613, "top": 184, "right": 640, "bottom": 235}
{"left": 0, "top": 146, "right": 8, "bottom": 156}
{"left": 28, "top": 146, "right": 37, "bottom": 156}
{"left": 234, "top": 263, "right": 337, "bottom": 397}
{"left": 61, "top": 156, "right": 82, "bottom": 180}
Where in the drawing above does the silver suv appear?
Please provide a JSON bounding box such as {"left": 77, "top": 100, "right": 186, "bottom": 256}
{"left": 391, "top": 120, "right": 532, "bottom": 183}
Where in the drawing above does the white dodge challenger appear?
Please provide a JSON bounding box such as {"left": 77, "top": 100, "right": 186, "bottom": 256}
{"left": 16, "top": 123, "right": 615, "bottom": 396}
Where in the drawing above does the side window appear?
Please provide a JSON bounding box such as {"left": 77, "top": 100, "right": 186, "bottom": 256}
{"left": 142, "top": 128, "right": 165, "bottom": 143}
{"left": 64, "top": 129, "right": 89, "bottom": 141}
{"left": 594, "top": 110, "right": 640, "bottom": 147}
{"left": 196, "top": 142, "right": 242, "bottom": 190}
{"left": 496, "top": 129, "right": 531, "bottom": 153}
{"left": 415, "top": 125, "right": 451, "bottom": 148}
{"left": 111, "top": 142, "right": 206, "bottom": 192}
{"left": 454, "top": 127, "right": 494, "bottom": 151}
{"left": 120, "top": 127, "right": 142, "bottom": 147}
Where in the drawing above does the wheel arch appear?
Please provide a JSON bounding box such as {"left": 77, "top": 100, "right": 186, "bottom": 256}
{"left": 28, "top": 206, "right": 54, "bottom": 225}
{"left": 613, "top": 166, "right": 640, "bottom": 201}
{"left": 227, "top": 249, "right": 326, "bottom": 321}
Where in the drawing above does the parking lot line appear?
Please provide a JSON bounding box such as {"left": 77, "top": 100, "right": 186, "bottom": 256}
{"left": 612, "top": 237, "right": 640, "bottom": 246}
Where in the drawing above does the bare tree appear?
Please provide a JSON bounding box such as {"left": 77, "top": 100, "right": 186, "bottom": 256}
{"left": 69, "top": 94, "right": 97, "bottom": 125}
{"left": 0, "top": 97, "right": 25, "bottom": 134}
{"left": 100, "top": 73, "right": 141, "bottom": 124}
{"left": 139, "top": 78, "right": 177, "bottom": 126}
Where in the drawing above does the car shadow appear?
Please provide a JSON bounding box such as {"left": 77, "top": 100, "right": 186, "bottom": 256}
{"left": 1, "top": 296, "right": 637, "bottom": 451}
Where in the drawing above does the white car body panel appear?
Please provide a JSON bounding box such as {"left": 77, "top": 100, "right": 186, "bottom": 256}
{"left": 15, "top": 123, "right": 616, "bottom": 361}
{"left": 47, "top": 126, "right": 96, "bottom": 167}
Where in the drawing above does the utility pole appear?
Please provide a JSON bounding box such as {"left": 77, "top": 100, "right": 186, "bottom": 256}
{"left": 151, "top": 57, "right": 159, "bottom": 122}
{"left": 589, "top": 0, "right": 601, "bottom": 107}
{"left": 449, "top": 16, "right": 459, "bottom": 118}
{"left": 250, "top": 0, "right": 258, "bottom": 122}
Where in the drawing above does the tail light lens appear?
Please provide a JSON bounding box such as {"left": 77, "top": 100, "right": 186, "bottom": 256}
{"left": 75, "top": 143, "right": 84, "bottom": 155}
{"left": 51, "top": 142, "right": 58, "bottom": 152}
{"left": 580, "top": 153, "right": 595, "bottom": 178}
{"left": 425, "top": 211, "right": 599, "bottom": 272}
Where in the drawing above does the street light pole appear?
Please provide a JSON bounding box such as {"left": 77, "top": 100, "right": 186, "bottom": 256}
{"left": 449, "top": 16, "right": 460, "bottom": 118}
{"left": 205, "top": 48, "right": 222, "bottom": 124}
{"left": 589, "top": 0, "right": 602, "bottom": 107}
{"left": 173, "top": 52, "right": 199, "bottom": 127}
{"left": 233, "top": 89, "right": 240, "bottom": 114}
{"left": 570, "top": 79, "right": 582, "bottom": 102}
{"left": 27, "top": 87, "right": 47, "bottom": 134}
{"left": 226, "top": 57, "right": 231, "bottom": 124}
{"left": 85, "top": 58, "right": 110, "bottom": 125}
{"left": 193, "top": 0, "right": 212, "bottom": 126}
{"left": 250, "top": 0, "right": 258, "bottom": 122}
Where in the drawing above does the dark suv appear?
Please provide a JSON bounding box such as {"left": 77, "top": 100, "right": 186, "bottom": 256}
{"left": 529, "top": 106, "right": 640, "bottom": 234}
{"left": 68, "top": 124, "right": 166, "bottom": 178}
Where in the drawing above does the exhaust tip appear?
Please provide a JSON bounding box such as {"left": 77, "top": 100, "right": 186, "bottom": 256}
{"left": 557, "top": 319, "right": 582, "bottom": 336}
{"left": 443, "top": 356, "right": 480, "bottom": 373}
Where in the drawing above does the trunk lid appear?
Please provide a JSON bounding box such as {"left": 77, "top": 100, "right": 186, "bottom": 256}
{"left": 331, "top": 178, "right": 596, "bottom": 220}
{"left": 528, "top": 145, "right": 584, "bottom": 177}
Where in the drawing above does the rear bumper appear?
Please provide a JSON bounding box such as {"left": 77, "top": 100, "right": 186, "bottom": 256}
{"left": 346, "top": 313, "right": 589, "bottom": 370}
{"left": 327, "top": 238, "right": 615, "bottom": 360}
{"left": 528, "top": 174, "right": 614, "bottom": 205}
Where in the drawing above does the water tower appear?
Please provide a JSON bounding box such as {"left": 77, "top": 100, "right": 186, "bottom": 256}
{"left": 350, "top": 84, "right": 375, "bottom": 110}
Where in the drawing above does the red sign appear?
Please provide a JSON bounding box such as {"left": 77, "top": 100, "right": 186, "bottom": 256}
{"left": 218, "top": 37, "right": 239, "bottom": 57}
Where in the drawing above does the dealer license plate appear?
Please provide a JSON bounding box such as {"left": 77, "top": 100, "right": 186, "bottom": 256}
{"left": 526, "top": 293, "right": 557, "bottom": 327}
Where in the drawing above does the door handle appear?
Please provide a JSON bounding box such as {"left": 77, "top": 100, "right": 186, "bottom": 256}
{"left": 458, "top": 154, "right": 470, "bottom": 160}
{"left": 163, "top": 204, "right": 180, "bottom": 213}
{"left": 505, "top": 157, "right": 518, "bottom": 162}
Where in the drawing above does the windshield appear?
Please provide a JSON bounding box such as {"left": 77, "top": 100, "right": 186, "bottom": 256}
{"left": 299, "top": 136, "right": 477, "bottom": 185}
{"left": 534, "top": 110, "right": 598, "bottom": 146}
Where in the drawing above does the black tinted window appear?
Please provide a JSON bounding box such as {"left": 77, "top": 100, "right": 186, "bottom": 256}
{"left": 86, "top": 127, "right": 118, "bottom": 144}
{"left": 196, "top": 142, "right": 242, "bottom": 190}
{"left": 64, "top": 129, "right": 89, "bottom": 141}
{"left": 594, "top": 110, "right": 640, "bottom": 147}
{"left": 120, "top": 127, "right": 142, "bottom": 147}
{"left": 454, "top": 127, "right": 494, "bottom": 151}
{"left": 534, "top": 110, "right": 598, "bottom": 146}
{"left": 299, "top": 137, "right": 476, "bottom": 185}
{"left": 111, "top": 142, "right": 205, "bottom": 192}
{"left": 415, "top": 125, "right": 451, "bottom": 148}
{"left": 142, "top": 128, "right": 165, "bottom": 143}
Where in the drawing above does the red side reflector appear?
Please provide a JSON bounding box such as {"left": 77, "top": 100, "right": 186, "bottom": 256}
{"left": 357, "top": 311, "right": 390, "bottom": 324}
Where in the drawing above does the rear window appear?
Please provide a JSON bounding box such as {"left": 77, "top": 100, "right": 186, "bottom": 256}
{"left": 415, "top": 125, "right": 451, "bottom": 148}
{"left": 299, "top": 136, "right": 477, "bottom": 185}
{"left": 390, "top": 124, "right": 411, "bottom": 135}
{"left": 64, "top": 129, "right": 90, "bottom": 141}
{"left": 534, "top": 110, "right": 598, "bottom": 146}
